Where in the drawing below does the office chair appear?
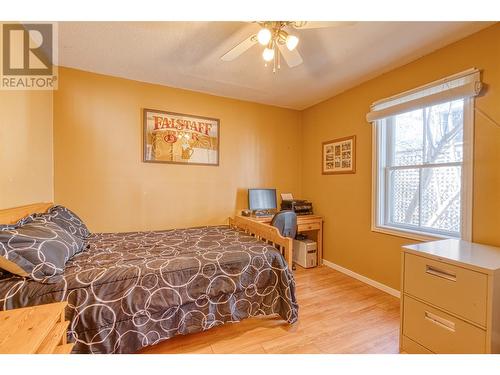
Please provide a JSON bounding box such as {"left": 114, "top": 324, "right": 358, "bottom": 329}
{"left": 271, "top": 210, "right": 298, "bottom": 270}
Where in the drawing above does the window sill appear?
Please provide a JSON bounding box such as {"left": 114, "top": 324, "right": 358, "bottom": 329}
{"left": 371, "top": 225, "right": 455, "bottom": 242}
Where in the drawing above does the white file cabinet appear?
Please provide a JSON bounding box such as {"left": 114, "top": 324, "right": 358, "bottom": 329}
{"left": 400, "top": 239, "right": 500, "bottom": 353}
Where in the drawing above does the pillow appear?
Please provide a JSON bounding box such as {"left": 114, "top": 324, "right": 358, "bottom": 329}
{"left": 0, "top": 215, "right": 35, "bottom": 231}
{"left": 0, "top": 221, "right": 83, "bottom": 283}
{"left": 29, "top": 205, "right": 90, "bottom": 241}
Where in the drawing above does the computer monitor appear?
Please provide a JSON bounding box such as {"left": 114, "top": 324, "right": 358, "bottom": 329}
{"left": 248, "top": 189, "right": 277, "bottom": 211}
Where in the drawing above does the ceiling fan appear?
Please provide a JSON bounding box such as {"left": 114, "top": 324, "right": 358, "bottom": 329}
{"left": 221, "top": 21, "right": 352, "bottom": 72}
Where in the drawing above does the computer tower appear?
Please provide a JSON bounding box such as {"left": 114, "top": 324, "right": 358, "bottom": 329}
{"left": 292, "top": 239, "right": 317, "bottom": 268}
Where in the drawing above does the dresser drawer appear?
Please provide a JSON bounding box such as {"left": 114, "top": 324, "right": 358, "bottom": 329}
{"left": 404, "top": 253, "right": 488, "bottom": 326}
{"left": 401, "top": 335, "right": 432, "bottom": 354}
{"left": 298, "top": 222, "right": 320, "bottom": 232}
{"left": 403, "top": 296, "right": 486, "bottom": 353}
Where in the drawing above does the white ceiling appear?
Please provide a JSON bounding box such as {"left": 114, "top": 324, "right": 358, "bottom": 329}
{"left": 58, "top": 21, "right": 493, "bottom": 110}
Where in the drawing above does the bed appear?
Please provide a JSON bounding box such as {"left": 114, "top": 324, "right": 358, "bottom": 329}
{"left": 0, "top": 203, "right": 298, "bottom": 354}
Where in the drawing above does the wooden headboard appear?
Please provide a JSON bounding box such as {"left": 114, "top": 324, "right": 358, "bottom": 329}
{"left": 0, "top": 202, "right": 53, "bottom": 224}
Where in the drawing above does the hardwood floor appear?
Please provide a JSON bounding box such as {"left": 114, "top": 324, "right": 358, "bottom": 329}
{"left": 139, "top": 265, "right": 401, "bottom": 354}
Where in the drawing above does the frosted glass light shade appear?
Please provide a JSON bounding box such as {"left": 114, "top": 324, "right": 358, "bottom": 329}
{"left": 286, "top": 35, "right": 299, "bottom": 51}
{"left": 262, "top": 47, "right": 275, "bottom": 61}
{"left": 257, "top": 28, "right": 272, "bottom": 45}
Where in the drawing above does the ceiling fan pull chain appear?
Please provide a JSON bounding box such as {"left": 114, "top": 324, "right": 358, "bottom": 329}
{"left": 273, "top": 43, "right": 276, "bottom": 73}
{"left": 277, "top": 45, "right": 281, "bottom": 70}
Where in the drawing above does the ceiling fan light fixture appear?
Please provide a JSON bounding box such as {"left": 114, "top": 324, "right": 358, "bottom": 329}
{"left": 286, "top": 34, "right": 299, "bottom": 51}
{"left": 262, "top": 47, "right": 275, "bottom": 62}
{"left": 257, "top": 28, "right": 272, "bottom": 45}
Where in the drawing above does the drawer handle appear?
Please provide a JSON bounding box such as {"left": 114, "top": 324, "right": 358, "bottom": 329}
{"left": 425, "top": 265, "right": 457, "bottom": 282}
{"left": 424, "top": 311, "right": 456, "bottom": 332}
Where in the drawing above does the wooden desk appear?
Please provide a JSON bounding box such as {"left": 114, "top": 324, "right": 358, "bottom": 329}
{"left": 0, "top": 302, "right": 73, "bottom": 354}
{"left": 238, "top": 214, "right": 324, "bottom": 266}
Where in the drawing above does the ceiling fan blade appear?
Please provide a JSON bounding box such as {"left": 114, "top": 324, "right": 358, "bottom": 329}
{"left": 220, "top": 35, "right": 257, "bottom": 61}
{"left": 278, "top": 44, "right": 303, "bottom": 68}
{"left": 291, "top": 21, "right": 355, "bottom": 29}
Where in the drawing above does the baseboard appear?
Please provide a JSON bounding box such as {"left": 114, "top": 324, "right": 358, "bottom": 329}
{"left": 322, "top": 259, "right": 401, "bottom": 298}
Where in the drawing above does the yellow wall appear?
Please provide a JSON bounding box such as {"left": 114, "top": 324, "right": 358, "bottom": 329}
{"left": 0, "top": 90, "right": 53, "bottom": 208}
{"left": 301, "top": 24, "right": 500, "bottom": 289}
{"left": 5, "top": 24, "right": 499, "bottom": 292}
{"left": 53, "top": 67, "right": 302, "bottom": 232}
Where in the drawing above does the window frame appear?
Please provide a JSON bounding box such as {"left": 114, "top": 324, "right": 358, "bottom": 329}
{"left": 371, "top": 97, "right": 474, "bottom": 241}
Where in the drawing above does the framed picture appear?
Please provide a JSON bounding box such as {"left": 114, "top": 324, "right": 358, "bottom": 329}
{"left": 143, "top": 108, "right": 220, "bottom": 166}
{"left": 322, "top": 135, "right": 356, "bottom": 174}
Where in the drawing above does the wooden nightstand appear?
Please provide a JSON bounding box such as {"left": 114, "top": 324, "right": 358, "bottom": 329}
{"left": 0, "top": 302, "right": 74, "bottom": 354}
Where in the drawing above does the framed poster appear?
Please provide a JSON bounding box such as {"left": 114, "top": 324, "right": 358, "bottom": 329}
{"left": 143, "top": 108, "right": 220, "bottom": 166}
{"left": 322, "top": 135, "right": 356, "bottom": 174}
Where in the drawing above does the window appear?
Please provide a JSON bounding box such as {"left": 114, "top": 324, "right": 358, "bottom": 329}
{"left": 369, "top": 69, "right": 481, "bottom": 240}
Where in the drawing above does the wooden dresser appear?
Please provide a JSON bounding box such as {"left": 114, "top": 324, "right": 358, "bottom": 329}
{"left": 400, "top": 239, "right": 500, "bottom": 354}
{"left": 0, "top": 302, "right": 73, "bottom": 354}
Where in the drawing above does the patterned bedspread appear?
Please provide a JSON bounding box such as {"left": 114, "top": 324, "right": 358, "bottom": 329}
{"left": 0, "top": 225, "right": 298, "bottom": 353}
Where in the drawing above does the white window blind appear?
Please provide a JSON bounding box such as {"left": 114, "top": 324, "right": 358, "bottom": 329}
{"left": 370, "top": 68, "right": 479, "bottom": 240}
{"left": 366, "top": 68, "right": 482, "bottom": 123}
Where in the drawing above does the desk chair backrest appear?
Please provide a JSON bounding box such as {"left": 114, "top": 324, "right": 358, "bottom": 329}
{"left": 271, "top": 210, "right": 297, "bottom": 239}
